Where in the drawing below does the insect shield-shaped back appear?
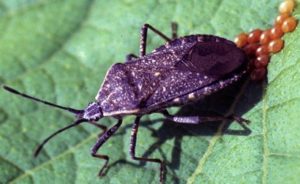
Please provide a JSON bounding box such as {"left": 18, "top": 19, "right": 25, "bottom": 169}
{"left": 176, "top": 38, "right": 247, "bottom": 76}
{"left": 96, "top": 35, "right": 248, "bottom": 117}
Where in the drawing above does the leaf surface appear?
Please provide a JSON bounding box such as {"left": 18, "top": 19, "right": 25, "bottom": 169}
{"left": 0, "top": 0, "right": 299, "bottom": 184}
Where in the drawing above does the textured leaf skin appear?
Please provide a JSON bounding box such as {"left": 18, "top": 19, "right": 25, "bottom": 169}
{"left": 0, "top": 0, "right": 300, "bottom": 184}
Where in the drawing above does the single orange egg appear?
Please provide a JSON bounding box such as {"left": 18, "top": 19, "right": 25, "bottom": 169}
{"left": 282, "top": 16, "right": 298, "bottom": 33}
{"left": 268, "top": 39, "right": 284, "bottom": 53}
{"left": 248, "top": 29, "right": 263, "bottom": 43}
{"left": 270, "top": 25, "right": 284, "bottom": 39}
{"left": 254, "top": 55, "right": 270, "bottom": 68}
{"left": 234, "top": 33, "right": 248, "bottom": 48}
{"left": 243, "top": 43, "right": 260, "bottom": 58}
{"left": 279, "top": 0, "right": 295, "bottom": 14}
{"left": 260, "top": 29, "right": 272, "bottom": 45}
{"left": 256, "top": 45, "right": 269, "bottom": 56}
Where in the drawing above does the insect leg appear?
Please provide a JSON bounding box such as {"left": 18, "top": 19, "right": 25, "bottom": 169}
{"left": 130, "top": 116, "right": 165, "bottom": 184}
{"left": 161, "top": 110, "right": 250, "bottom": 125}
{"left": 87, "top": 122, "right": 107, "bottom": 137}
{"left": 171, "top": 22, "right": 178, "bottom": 39}
{"left": 140, "top": 23, "right": 171, "bottom": 56}
{"left": 90, "top": 119, "right": 122, "bottom": 176}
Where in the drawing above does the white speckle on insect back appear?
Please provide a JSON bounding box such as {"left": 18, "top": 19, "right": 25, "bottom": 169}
{"left": 173, "top": 98, "right": 180, "bottom": 103}
{"left": 188, "top": 93, "right": 196, "bottom": 100}
{"left": 219, "top": 81, "right": 224, "bottom": 88}
{"left": 165, "top": 43, "right": 170, "bottom": 48}
{"left": 204, "top": 87, "right": 209, "bottom": 94}
{"left": 137, "top": 83, "right": 143, "bottom": 91}
{"left": 197, "top": 36, "right": 204, "bottom": 42}
{"left": 154, "top": 72, "right": 161, "bottom": 77}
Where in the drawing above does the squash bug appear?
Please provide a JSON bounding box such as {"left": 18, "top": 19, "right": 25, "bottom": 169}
{"left": 3, "top": 23, "right": 250, "bottom": 183}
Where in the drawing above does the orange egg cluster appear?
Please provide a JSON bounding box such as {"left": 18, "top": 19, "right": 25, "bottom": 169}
{"left": 234, "top": 0, "right": 298, "bottom": 81}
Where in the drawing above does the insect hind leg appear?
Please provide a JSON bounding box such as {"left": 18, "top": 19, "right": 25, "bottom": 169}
{"left": 90, "top": 119, "right": 122, "bottom": 176}
{"left": 129, "top": 116, "right": 165, "bottom": 184}
{"left": 161, "top": 110, "right": 250, "bottom": 127}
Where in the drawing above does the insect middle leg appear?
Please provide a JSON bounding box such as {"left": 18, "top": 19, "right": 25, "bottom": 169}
{"left": 90, "top": 119, "right": 122, "bottom": 176}
{"left": 130, "top": 116, "right": 165, "bottom": 184}
{"left": 126, "top": 22, "right": 178, "bottom": 62}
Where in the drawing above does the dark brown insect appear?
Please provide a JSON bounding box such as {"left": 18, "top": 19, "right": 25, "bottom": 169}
{"left": 3, "top": 23, "right": 250, "bottom": 184}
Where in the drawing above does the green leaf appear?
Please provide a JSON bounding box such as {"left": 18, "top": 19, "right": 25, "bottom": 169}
{"left": 0, "top": 0, "right": 299, "bottom": 183}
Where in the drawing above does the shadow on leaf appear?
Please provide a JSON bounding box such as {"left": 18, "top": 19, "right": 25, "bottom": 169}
{"left": 109, "top": 76, "right": 266, "bottom": 183}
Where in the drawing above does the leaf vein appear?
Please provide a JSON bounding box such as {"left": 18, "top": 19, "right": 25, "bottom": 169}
{"left": 187, "top": 79, "right": 251, "bottom": 184}
{"left": 261, "top": 83, "right": 269, "bottom": 184}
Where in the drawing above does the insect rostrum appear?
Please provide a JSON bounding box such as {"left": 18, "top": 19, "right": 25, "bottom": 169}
{"left": 3, "top": 23, "right": 250, "bottom": 184}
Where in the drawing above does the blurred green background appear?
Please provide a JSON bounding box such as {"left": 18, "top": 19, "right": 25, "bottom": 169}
{"left": 1, "top": 0, "right": 300, "bottom": 183}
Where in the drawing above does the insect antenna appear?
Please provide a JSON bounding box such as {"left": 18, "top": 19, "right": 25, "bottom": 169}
{"left": 34, "top": 118, "right": 88, "bottom": 157}
{"left": 2, "top": 85, "right": 83, "bottom": 114}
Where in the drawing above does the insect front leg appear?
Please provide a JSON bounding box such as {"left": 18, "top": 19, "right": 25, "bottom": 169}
{"left": 140, "top": 23, "right": 171, "bottom": 56}
{"left": 161, "top": 110, "right": 250, "bottom": 125}
{"left": 90, "top": 119, "right": 122, "bottom": 176}
{"left": 87, "top": 122, "right": 107, "bottom": 137}
{"left": 130, "top": 116, "right": 165, "bottom": 184}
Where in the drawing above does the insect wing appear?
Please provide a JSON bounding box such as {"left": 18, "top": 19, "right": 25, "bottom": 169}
{"left": 146, "top": 41, "right": 247, "bottom": 106}
{"left": 175, "top": 41, "right": 247, "bottom": 75}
